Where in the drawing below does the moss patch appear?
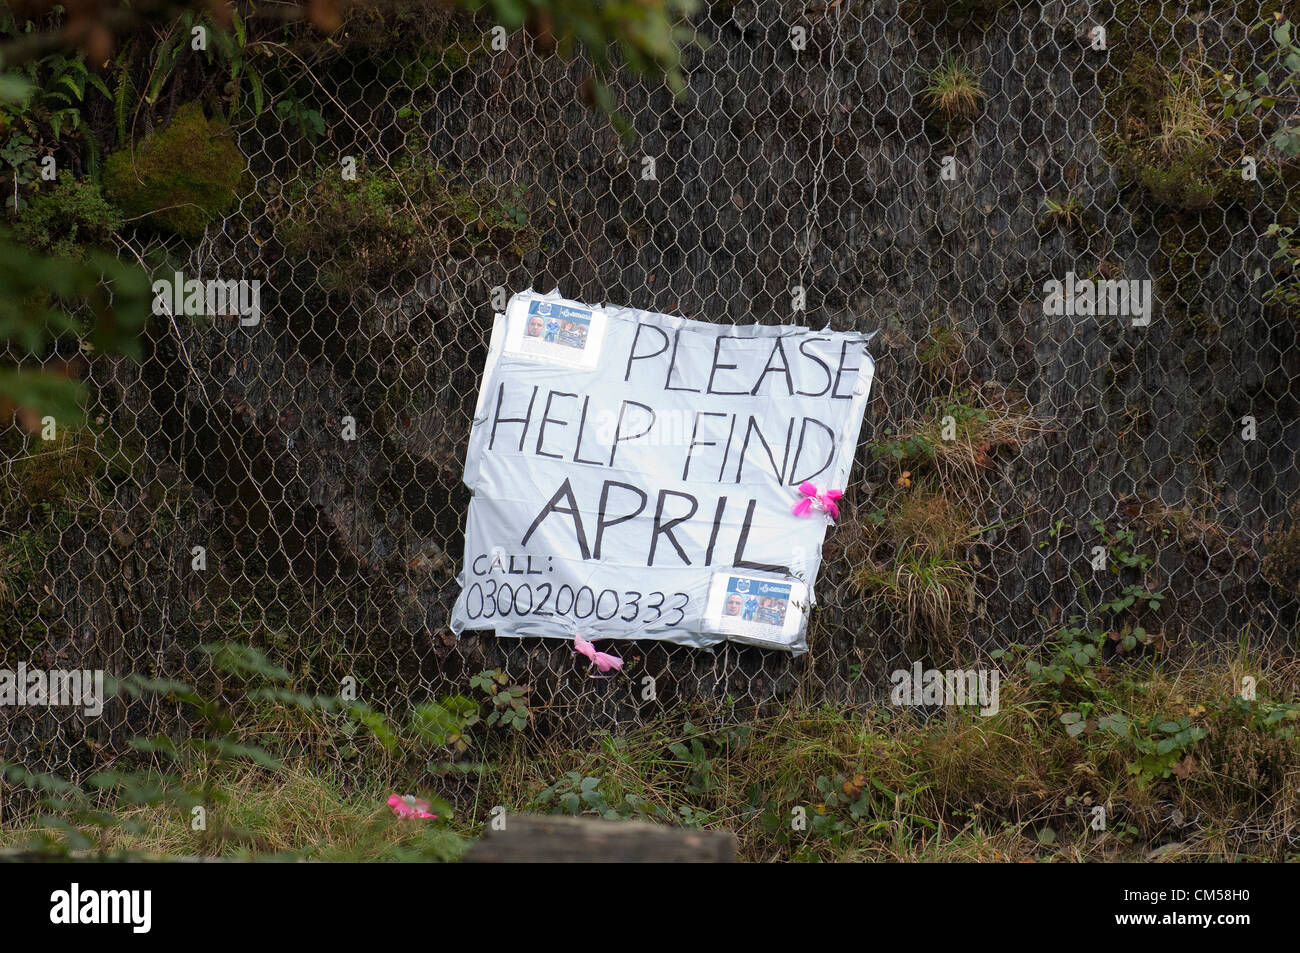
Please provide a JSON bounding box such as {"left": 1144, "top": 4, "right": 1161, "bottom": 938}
{"left": 0, "top": 427, "right": 113, "bottom": 521}
{"left": 271, "top": 157, "right": 537, "bottom": 292}
{"left": 104, "top": 102, "right": 249, "bottom": 239}
{"left": 900, "top": 0, "right": 1016, "bottom": 32}
{"left": 378, "top": 30, "right": 491, "bottom": 89}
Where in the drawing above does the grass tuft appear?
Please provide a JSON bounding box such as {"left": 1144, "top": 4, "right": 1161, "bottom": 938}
{"left": 923, "top": 56, "right": 985, "bottom": 121}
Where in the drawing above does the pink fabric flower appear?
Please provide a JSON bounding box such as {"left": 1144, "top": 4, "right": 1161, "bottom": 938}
{"left": 574, "top": 634, "right": 623, "bottom": 676}
{"left": 388, "top": 794, "right": 436, "bottom": 820}
{"left": 791, "top": 481, "right": 843, "bottom": 521}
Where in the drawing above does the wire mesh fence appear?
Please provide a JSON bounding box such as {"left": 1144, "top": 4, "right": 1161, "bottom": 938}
{"left": 2, "top": 0, "right": 1299, "bottom": 786}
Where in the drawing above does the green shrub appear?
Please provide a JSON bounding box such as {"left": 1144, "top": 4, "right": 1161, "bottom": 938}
{"left": 13, "top": 173, "right": 121, "bottom": 259}
{"left": 103, "top": 102, "right": 248, "bottom": 239}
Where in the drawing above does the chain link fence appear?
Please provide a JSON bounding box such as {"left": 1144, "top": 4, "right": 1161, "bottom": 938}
{"left": 3, "top": 0, "right": 1298, "bottom": 786}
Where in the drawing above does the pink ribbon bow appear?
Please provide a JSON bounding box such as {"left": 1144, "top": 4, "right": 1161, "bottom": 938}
{"left": 574, "top": 634, "right": 623, "bottom": 676}
{"left": 387, "top": 794, "right": 436, "bottom": 820}
{"left": 791, "top": 481, "right": 842, "bottom": 521}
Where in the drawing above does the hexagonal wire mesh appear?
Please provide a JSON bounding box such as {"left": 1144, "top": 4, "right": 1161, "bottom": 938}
{"left": 2, "top": 0, "right": 1298, "bottom": 788}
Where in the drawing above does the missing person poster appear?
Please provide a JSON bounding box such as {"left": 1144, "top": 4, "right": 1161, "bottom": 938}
{"left": 450, "top": 289, "right": 876, "bottom": 653}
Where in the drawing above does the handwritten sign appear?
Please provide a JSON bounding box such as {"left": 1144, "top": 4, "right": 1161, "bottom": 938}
{"left": 450, "top": 290, "right": 876, "bottom": 653}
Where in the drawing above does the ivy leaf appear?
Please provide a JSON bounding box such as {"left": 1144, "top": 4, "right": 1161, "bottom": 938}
{"left": 1098, "top": 713, "right": 1129, "bottom": 736}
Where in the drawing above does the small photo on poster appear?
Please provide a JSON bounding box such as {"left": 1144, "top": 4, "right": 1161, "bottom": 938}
{"left": 504, "top": 298, "right": 605, "bottom": 369}
{"left": 704, "top": 572, "right": 807, "bottom": 649}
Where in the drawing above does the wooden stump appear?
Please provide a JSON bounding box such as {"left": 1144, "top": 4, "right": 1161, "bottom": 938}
{"left": 464, "top": 815, "right": 737, "bottom": 863}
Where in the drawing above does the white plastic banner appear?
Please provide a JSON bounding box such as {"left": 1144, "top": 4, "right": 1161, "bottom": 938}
{"left": 450, "top": 290, "right": 876, "bottom": 653}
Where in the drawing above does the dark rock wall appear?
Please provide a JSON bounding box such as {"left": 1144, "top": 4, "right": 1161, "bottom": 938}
{"left": 5, "top": 0, "right": 1298, "bottom": 773}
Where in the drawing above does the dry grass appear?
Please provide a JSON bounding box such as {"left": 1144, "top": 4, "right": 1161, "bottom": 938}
{"left": 1153, "top": 67, "right": 1225, "bottom": 160}
{"left": 923, "top": 56, "right": 985, "bottom": 121}
{"left": 845, "top": 373, "right": 1051, "bottom": 660}
{"left": 839, "top": 481, "right": 986, "bottom": 657}
{"left": 852, "top": 552, "right": 977, "bottom": 650}
{"left": 888, "top": 490, "right": 974, "bottom": 556}
{"left": 1119, "top": 493, "right": 1236, "bottom": 557}
{"left": 2, "top": 642, "right": 1296, "bottom": 863}
{"left": 0, "top": 762, "right": 469, "bottom": 862}
{"left": 850, "top": 384, "right": 1044, "bottom": 654}
{"left": 1041, "top": 194, "right": 1084, "bottom": 231}
{"left": 473, "top": 646, "right": 1300, "bottom": 861}
{"left": 884, "top": 383, "right": 1052, "bottom": 490}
